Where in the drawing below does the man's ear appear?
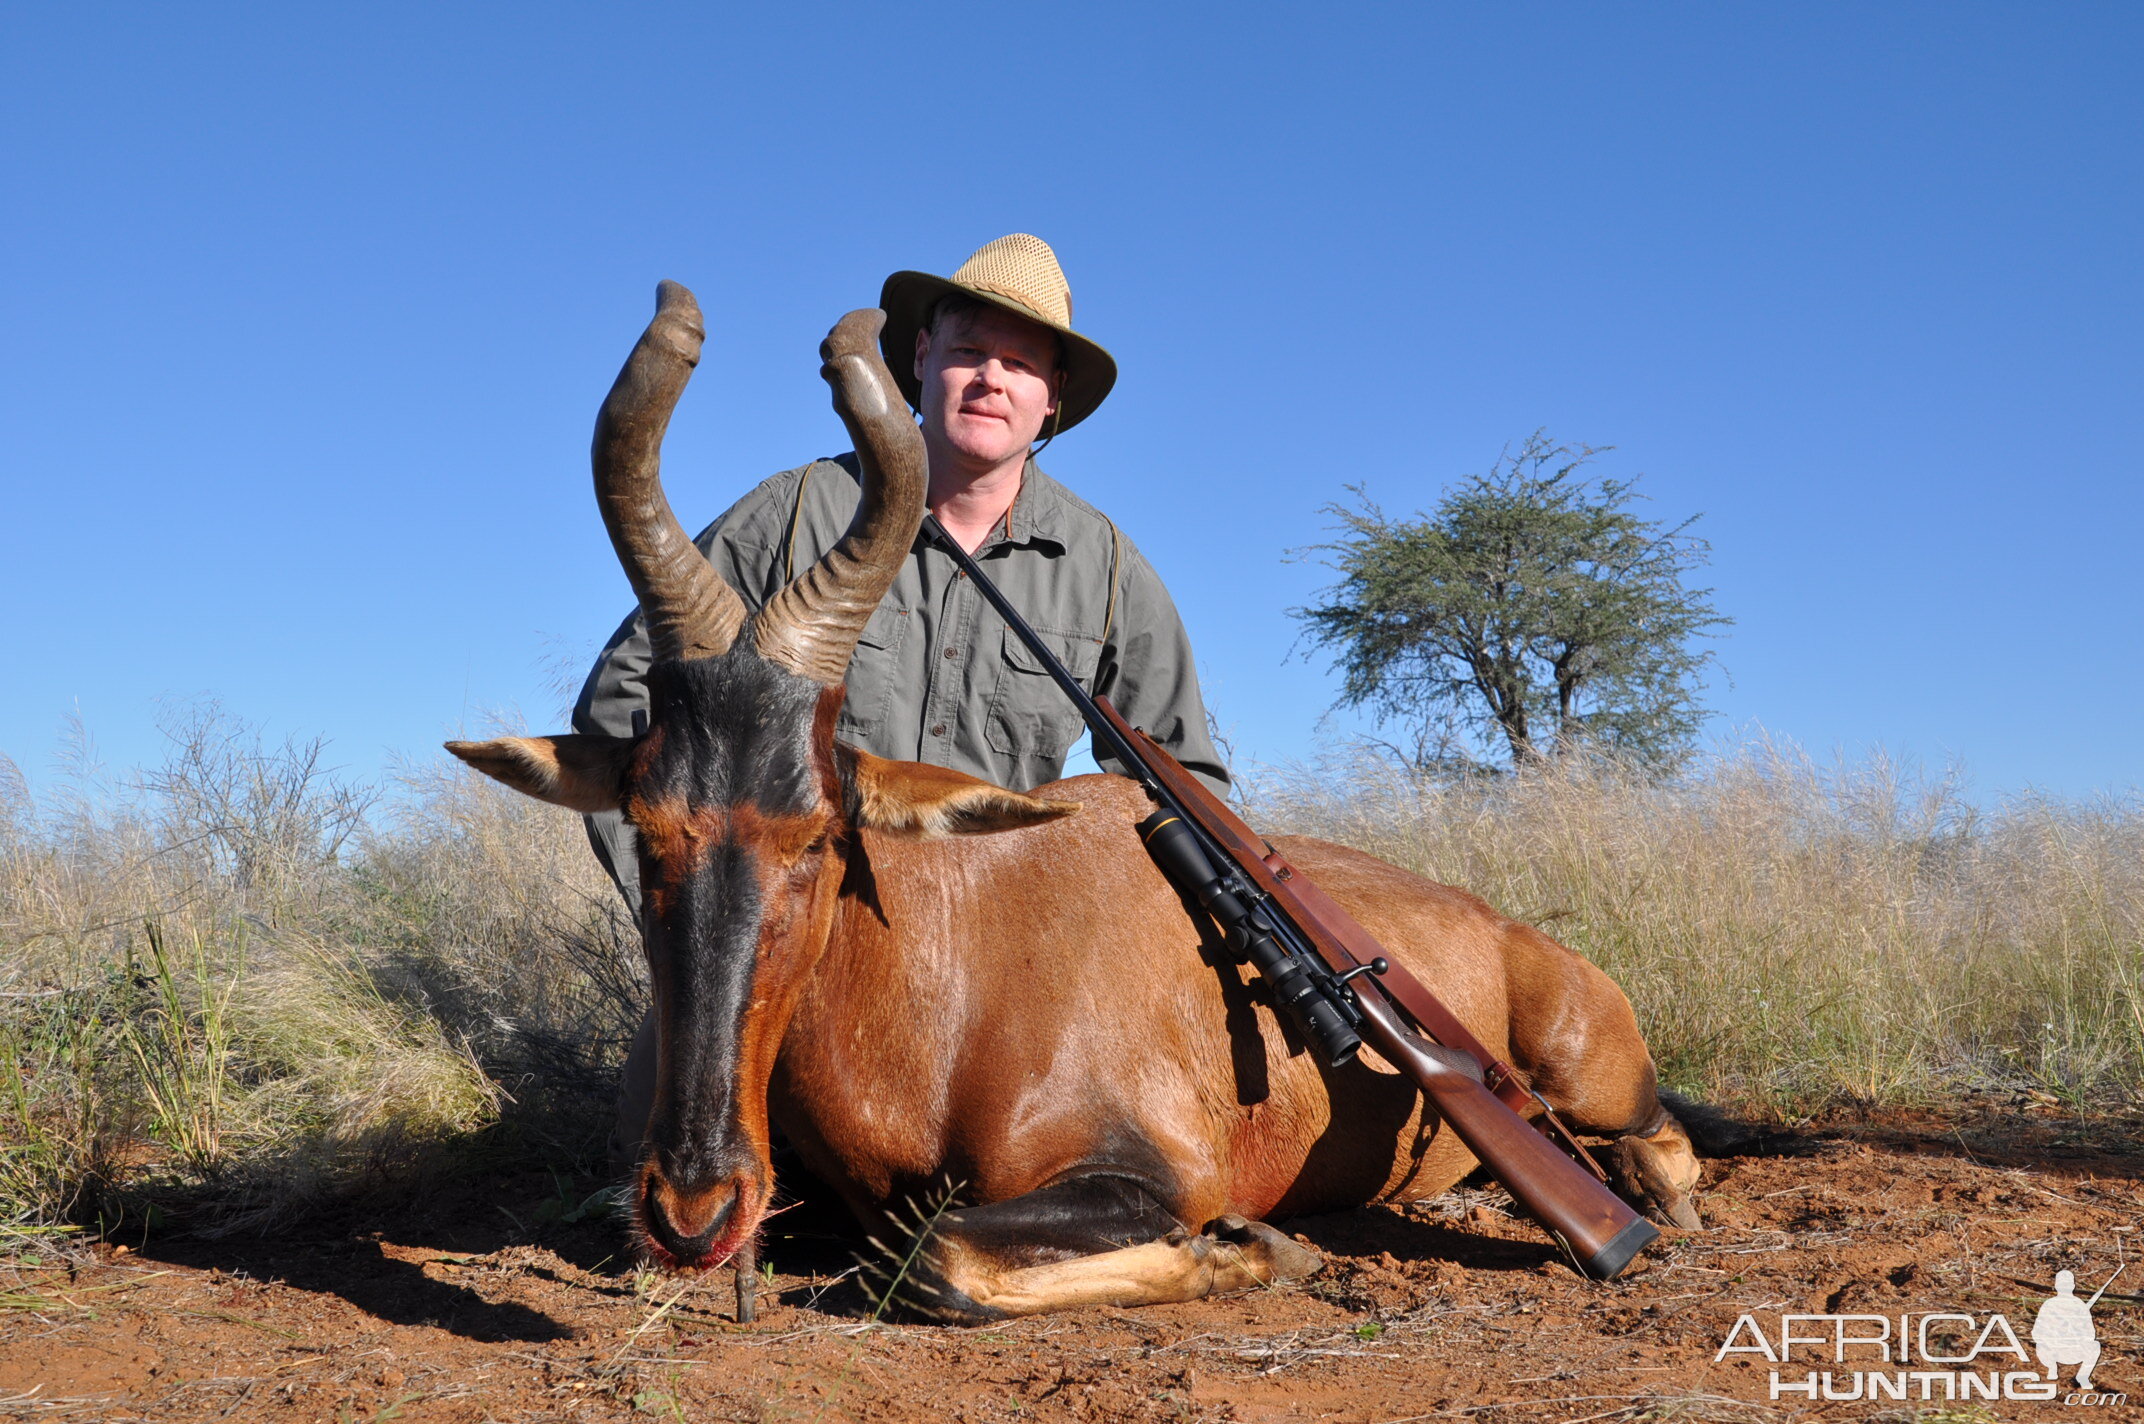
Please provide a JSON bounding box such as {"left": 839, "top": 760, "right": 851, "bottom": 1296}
{"left": 914, "top": 325, "right": 931, "bottom": 383}
{"left": 444, "top": 734, "right": 634, "bottom": 814}
{"left": 848, "top": 748, "right": 1079, "bottom": 839}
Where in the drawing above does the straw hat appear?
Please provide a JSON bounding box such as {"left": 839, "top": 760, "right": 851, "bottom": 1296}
{"left": 879, "top": 233, "right": 1118, "bottom": 435}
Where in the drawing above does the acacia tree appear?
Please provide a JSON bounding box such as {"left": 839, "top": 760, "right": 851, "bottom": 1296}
{"left": 1292, "top": 434, "right": 1729, "bottom": 773}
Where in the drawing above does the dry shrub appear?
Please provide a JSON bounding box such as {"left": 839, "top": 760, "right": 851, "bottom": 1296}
{"left": 351, "top": 755, "right": 642, "bottom": 1106}
{"left": 0, "top": 708, "right": 636, "bottom": 1236}
{"left": 1247, "top": 738, "right": 2144, "bottom": 1115}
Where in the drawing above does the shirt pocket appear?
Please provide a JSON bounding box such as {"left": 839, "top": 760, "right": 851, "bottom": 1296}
{"left": 985, "top": 625, "right": 1102, "bottom": 760}
{"left": 838, "top": 604, "right": 910, "bottom": 741}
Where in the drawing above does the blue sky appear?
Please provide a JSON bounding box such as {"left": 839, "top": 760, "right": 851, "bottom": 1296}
{"left": 4, "top": 5, "right": 2139, "bottom": 802}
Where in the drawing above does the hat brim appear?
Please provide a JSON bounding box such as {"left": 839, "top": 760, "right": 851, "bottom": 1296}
{"left": 878, "top": 270, "right": 1118, "bottom": 435}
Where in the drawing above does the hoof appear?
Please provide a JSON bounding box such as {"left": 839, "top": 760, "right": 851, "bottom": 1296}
{"left": 1204, "top": 1214, "right": 1324, "bottom": 1284}
{"left": 1610, "top": 1135, "right": 1704, "bottom": 1230}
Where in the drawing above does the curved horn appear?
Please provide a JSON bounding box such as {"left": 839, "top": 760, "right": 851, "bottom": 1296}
{"left": 752, "top": 309, "right": 927, "bottom": 685}
{"left": 593, "top": 281, "right": 747, "bottom": 664}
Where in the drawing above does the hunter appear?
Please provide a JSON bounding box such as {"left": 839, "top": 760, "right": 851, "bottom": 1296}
{"left": 574, "top": 233, "right": 1230, "bottom": 1164}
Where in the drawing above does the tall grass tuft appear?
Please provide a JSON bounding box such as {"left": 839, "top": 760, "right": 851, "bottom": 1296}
{"left": 1248, "top": 740, "right": 2144, "bottom": 1115}
{"left": 0, "top": 707, "right": 637, "bottom": 1240}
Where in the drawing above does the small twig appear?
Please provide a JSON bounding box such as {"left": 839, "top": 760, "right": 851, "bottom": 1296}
{"left": 601, "top": 1275, "right": 703, "bottom": 1376}
{"left": 215, "top": 1380, "right": 258, "bottom": 1419}
{"left": 175, "top": 1308, "right": 302, "bottom": 1341}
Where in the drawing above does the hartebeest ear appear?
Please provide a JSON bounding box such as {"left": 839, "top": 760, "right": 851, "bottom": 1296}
{"left": 847, "top": 748, "right": 1080, "bottom": 839}
{"left": 444, "top": 735, "right": 635, "bottom": 814}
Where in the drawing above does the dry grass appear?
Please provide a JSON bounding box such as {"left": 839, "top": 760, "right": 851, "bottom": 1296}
{"left": 0, "top": 707, "right": 637, "bottom": 1240}
{"left": 3, "top": 707, "right": 2138, "bottom": 1245}
{"left": 1248, "top": 738, "right": 2144, "bottom": 1115}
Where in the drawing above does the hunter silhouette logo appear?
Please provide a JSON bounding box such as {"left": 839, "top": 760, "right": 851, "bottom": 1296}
{"left": 2033, "top": 1267, "right": 2122, "bottom": 1393}
{"left": 1714, "top": 1263, "right": 2127, "bottom": 1406}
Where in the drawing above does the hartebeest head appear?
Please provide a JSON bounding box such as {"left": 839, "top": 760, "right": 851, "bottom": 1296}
{"left": 448, "top": 283, "right": 1075, "bottom": 1271}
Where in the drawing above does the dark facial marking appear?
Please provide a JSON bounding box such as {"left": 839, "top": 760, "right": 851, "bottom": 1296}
{"left": 625, "top": 647, "right": 844, "bottom": 1196}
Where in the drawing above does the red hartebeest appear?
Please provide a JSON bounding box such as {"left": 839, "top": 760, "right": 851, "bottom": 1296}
{"left": 448, "top": 285, "right": 1702, "bottom": 1321}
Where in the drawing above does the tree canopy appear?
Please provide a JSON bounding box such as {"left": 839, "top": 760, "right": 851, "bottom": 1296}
{"left": 1292, "top": 434, "right": 1729, "bottom": 774}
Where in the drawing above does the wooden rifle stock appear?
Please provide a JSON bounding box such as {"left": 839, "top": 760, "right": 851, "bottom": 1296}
{"left": 1350, "top": 992, "right": 1657, "bottom": 1280}
{"left": 1093, "top": 697, "right": 1659, "bottom": 1281}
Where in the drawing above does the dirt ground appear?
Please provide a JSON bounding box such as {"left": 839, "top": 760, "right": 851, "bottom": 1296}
{"left": 3, "top": 1108, "right": 2138, "bottom": 1424}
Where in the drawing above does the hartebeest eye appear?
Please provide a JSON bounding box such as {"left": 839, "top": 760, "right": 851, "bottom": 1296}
{"left": 737, "top": 806, "right": 837, "bottom": 871}
{"left": 794, "top": 815, "right": 838, "bottom": 863}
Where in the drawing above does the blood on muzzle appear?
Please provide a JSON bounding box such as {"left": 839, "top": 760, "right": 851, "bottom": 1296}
{"left": 638, "top": 1165, "right": 757, "bottom": 1269}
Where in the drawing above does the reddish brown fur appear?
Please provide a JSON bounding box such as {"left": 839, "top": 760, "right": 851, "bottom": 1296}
{"left": 763, "top": 773, "right": 1673, "bottom": 1234}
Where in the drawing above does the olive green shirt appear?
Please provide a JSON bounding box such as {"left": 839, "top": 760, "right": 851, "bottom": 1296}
{"left": 573, "top": 454, "right": 1229, "bottom": 908}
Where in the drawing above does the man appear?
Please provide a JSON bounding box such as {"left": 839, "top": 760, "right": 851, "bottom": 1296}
{"left": 574, "top": 234, "right": 1229, "bottom": 1162}
{"left": 2032, "top": 1270, "right": 2103, "bottom": 1389}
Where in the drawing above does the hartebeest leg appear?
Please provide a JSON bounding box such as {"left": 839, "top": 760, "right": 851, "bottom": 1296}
{"left": 1528, "top": 1048, "right": 1704, "bottom": 1229}
{"left": 868, "top": 1176, "right": 1321, "bottom": 1323}
{"left": 1497, "top": 930, "right": 1706, "bottom": 1230}
{"left": 610, "top": 1009, "right": 659, "bottom": 1177}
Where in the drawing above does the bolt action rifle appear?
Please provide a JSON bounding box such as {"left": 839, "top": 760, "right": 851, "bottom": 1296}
{"left": 924, "top": 515, "right": 1659, "bottom": 1281}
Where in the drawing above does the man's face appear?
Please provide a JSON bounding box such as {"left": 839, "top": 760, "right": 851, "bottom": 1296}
{"left": 914, "top": 304, "right": 1062, "bottom": 469}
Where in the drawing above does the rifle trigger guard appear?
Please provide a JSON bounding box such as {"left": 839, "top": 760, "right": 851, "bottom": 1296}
{"left": 1335, "top": 957, "right": 1388, "bottom": 986}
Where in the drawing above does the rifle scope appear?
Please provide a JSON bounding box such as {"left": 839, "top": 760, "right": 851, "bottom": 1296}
{"left": 1139, "top": 810, "right": 1362, "bottom": 1068}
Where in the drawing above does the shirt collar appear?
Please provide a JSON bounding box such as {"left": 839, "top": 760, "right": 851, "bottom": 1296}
{"left": 988, "top": 458, "right": 1072, "bottom": 553}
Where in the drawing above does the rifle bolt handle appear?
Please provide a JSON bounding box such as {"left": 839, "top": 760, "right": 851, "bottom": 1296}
{"left": 1336, "top": 957, "right": 1388, "bottom": 985}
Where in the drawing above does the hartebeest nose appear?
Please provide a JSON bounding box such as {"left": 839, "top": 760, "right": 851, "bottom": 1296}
{"left": 638, "top": 1167, "right": 755, "bottom": 1270}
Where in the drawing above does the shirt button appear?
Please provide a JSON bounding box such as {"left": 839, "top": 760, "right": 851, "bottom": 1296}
{"left": 944, "top": 647, "right": 960, "bottom": 660}
{"left": 930, "top": 724, "right": 946, "bottom": 737}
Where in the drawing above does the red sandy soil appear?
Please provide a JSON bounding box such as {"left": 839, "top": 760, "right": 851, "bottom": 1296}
{"left": 2, "top": 1108, "right": 2137, "bottom": 1423}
